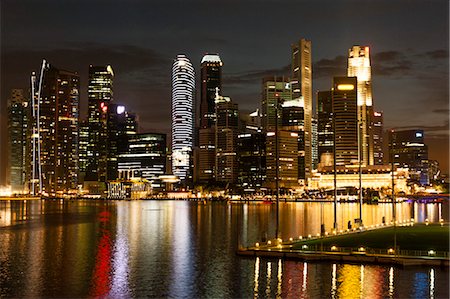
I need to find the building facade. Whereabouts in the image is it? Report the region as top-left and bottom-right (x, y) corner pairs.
(332, 77), (358, 166)
(118, 133), (167, 190)
(171, 55), (195, 181)
(348, 46), (374, 166)
(86, 65), (114, 184)
(390, 129), (429, 185)
(372, 111), (384, 165)
(215, 93), (239, 183)
(39, 64), (80, 195)
(291, 38), (313, 180)
(261, 76), (291, 131)
(197, 54), (222, 183)
(317, 90), (334, 168)
(8, 89), (29, 193)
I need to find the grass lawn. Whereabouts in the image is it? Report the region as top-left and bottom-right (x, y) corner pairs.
(291, 224), (449, 252)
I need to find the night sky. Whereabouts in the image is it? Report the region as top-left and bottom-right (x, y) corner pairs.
(0, 0), (448, 184)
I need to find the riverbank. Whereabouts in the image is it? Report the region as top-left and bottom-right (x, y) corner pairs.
(238, 224), (449, 267)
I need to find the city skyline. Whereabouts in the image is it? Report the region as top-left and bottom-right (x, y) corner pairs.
(1, 0), (448, 184)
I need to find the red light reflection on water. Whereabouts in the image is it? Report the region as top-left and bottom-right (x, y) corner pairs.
(90, 210), (112, 297)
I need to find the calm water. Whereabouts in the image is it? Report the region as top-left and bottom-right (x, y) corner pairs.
(0, 199), (448, 298)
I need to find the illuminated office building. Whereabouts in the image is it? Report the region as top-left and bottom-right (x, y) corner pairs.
(332, 77), (358, 166)
(372, 111), (384, 165)
(311, 117), (318, 169)
(265, 130), (299, 189)
(86, 65), (114, 184)
(237, 132), (266, 191)
(8, 89), (30, 193)
(261, 76), (292, 131)
(291, 38), (313, 180)
(197, 54), (222, 182)
(171, 55), (195, 181)
(317, 90), (333, 167)
(215, 92), (239, 183)
(281, 98), (305, 183)
(78, 120), (89, 182)
(39, 64), (80, 195)
(390, 129), (429, 185)
(107, 104), (136, 181)
(118, 133), (167, 189)
(348, 46), (374, 166)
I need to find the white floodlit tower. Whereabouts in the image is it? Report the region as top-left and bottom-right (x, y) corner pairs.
(171, 54), (195, 181)
(348, 46), (374, 166)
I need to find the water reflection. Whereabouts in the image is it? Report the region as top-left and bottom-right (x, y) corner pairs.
(110, 204), (130, 297)
(0, 200), (448, 298)
(90, 210), (113, 297)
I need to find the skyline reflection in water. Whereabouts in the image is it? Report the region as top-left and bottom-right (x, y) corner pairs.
(0, 200), (448, 298)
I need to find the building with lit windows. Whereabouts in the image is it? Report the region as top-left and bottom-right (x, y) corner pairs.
(171, 55), (195, 182)
(281, 97), (305, 183)
(118, 133), (167, 190)
(390, 129), (429, 185)
(309, 165), (409, 193)
(317, 90), (334, 168)
(86, 65), (114, 187)
(79, 120), (89, 183)
(215, 92), (239, 183)
(107, 104), (136, 181)
(237, 131), (266, 191)
(348, 46), (374, 166)
(197, 54), (222, 182)
(265, 130), (299, 189)
(372, 111), (384, 165)
(39, 64), (80, 195)
(8, 89), (30, 193)
(261, 76), (291, 131)
(332, 77), (358, 166)
(291, 38), (313, 180)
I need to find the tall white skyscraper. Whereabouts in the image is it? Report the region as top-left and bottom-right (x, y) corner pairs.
(348, 45), (374, 166)
(171, 55), (195, 180)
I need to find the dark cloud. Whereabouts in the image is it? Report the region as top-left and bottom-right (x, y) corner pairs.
(433, 108), (450, 114)
(224, 65), (290, 85)
(312, 55), (346, 79)
(424, 49), (448, 60)
(391, 120), (449, 133)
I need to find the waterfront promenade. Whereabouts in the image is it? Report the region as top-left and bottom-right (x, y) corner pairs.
(238, 223), (449, 267)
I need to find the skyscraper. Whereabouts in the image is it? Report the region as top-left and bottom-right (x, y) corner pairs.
(199, 54), (222, 128)
(197, 54), (222, 182)
(348, 46), (374, 166)
(372, 111), (384, 165)
(118, 133), (167, 189)
(332, 77), (358, 166)
(171, 55), (195, 181)
(291, 39), (313, 180)
(86, 65), (114, 185)
(107, 104), (135, 181)
(38, 64), (80, 195)
(261, 76), (291, 131)
(215, 92), (239, 183)
(390, 129), (429, 185)
(78, 120), (89, 182)
(317, 90), (334, 167)
(8, 89), (29, 193)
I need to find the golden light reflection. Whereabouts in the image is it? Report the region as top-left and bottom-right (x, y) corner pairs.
(277, 259), (282, 298)
(430, 268), (435, 299)
(253, 257), (260, 298)
(266, 262), (272, 297)
(337, 264), (361, 298)
(331, 264), (337, 298)
(389, 267), (394, 298)
(301, 262), (307, 298)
